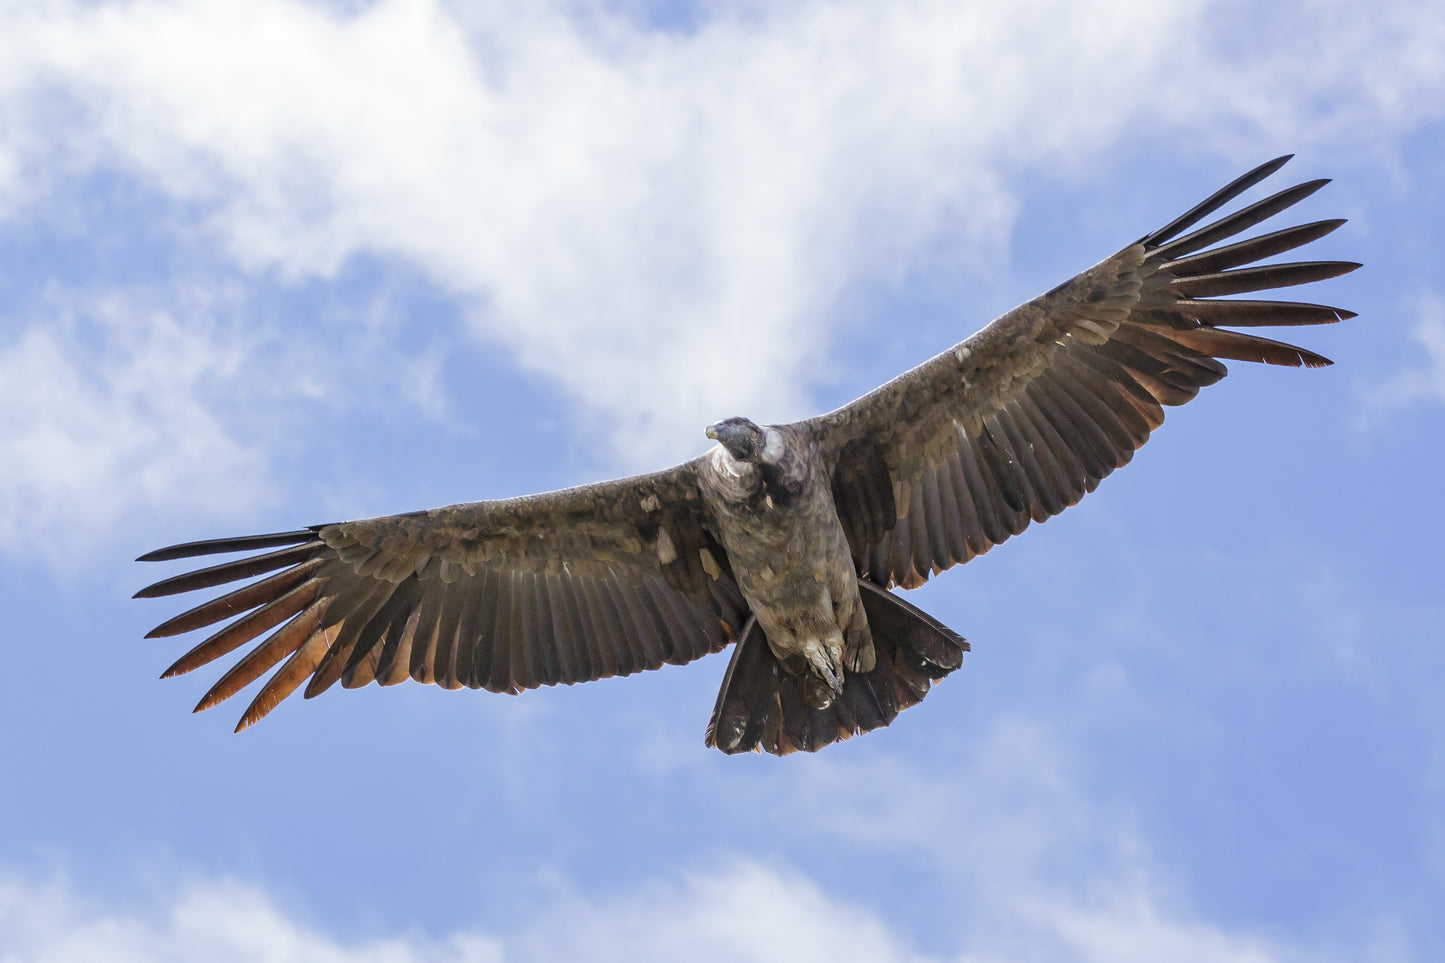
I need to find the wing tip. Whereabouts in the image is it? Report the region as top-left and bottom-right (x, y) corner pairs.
(1261, 153), (1294, 175)
(136, 530), (319, 563)
(132, 576), (197, 600)
(192, 678), (237, 715)
(161, 649), (204, 678)
(137, 544), (198, 563)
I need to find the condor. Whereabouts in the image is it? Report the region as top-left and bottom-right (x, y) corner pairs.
(137, 156), (1358, 754)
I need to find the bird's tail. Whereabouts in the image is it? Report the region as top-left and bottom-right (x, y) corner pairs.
(704, 580), (967, 754)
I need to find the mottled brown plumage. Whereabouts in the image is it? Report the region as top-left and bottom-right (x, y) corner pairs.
(137, 156), (1358, 754)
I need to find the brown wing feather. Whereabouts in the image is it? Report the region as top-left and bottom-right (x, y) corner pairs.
(136, 462), (748, 730)
(810, 156), (1359, 588)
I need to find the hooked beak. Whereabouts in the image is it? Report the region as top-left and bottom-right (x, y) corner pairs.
(705, 424), (720, 440)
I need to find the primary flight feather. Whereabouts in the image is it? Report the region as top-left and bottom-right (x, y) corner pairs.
(136, 156), (1359, 754)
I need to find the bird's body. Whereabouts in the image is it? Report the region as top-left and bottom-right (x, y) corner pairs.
(697, 423), (871, 708)
(136, 156), (1360, 754)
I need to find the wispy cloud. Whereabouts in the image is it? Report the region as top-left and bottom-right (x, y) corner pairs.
(1359, 292), (1445, 416)
(1, 0), (1439, 473)
(0, 873), (505, 963)
(0, 278), (449, 563)
(0, 288), (274, 563)
(0, 855), (1326, 963)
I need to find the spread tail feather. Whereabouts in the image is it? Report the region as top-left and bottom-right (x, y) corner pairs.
(704, 580), (967, 755)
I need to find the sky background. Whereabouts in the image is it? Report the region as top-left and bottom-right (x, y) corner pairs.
(1, 0), (1442, 960)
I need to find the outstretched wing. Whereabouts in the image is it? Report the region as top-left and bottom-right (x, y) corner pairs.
(136, 463), (748, 731)
(810, 156), (1359, 588)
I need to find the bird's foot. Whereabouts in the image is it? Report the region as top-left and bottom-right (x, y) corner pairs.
(801, 638), (845, 709)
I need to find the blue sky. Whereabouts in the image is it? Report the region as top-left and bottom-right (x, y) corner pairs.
(1, 0), (1443, 959)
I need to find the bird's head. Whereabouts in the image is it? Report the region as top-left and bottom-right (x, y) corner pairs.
(706, 417), (766, 462)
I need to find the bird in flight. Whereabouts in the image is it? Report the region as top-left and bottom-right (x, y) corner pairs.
(136, 156), (1358, 754)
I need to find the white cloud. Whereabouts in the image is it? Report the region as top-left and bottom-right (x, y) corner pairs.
(1004, 887), (1280, 963)
(0, 278), (449, 562)
(0, 290), (274, 563)
(0, 858), (1320, 963)
(509, 861), (934, 963)
(1, 0), (1439, 473)
(0, 873), (505, 963)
